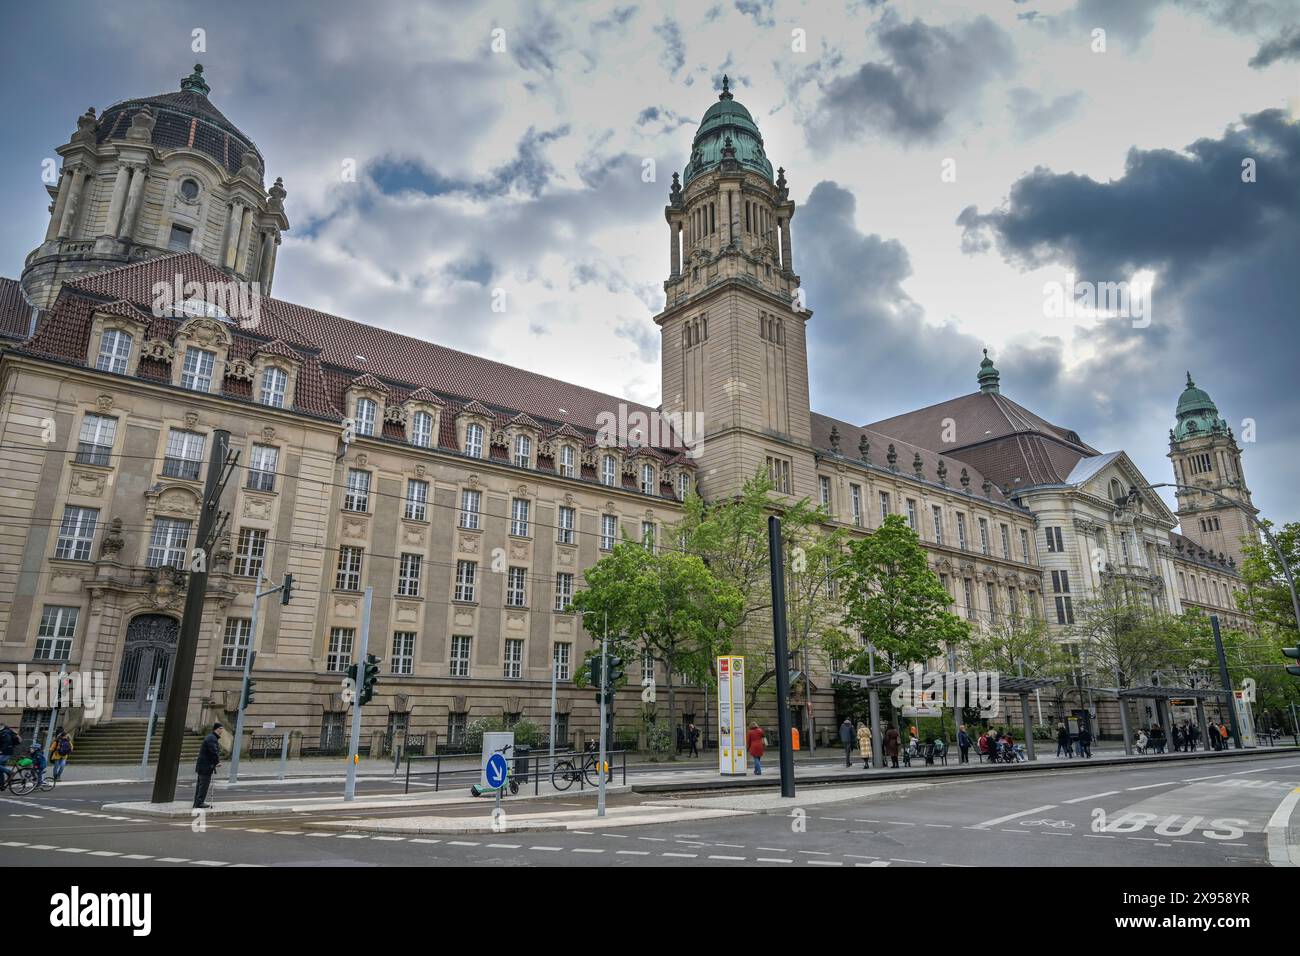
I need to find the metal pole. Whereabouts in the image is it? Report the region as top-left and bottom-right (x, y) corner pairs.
(1118, 675), (1132, 756)
(768, 516), (796, 798)
(344, 586), (373, 801)
(597, 615), (608, 817)
(278, 730), (289, 781)
(45, 662), (67, 755)
(229, 570), (264, 782)
(804, 643), (816, 755)
(548, 648), (558, 777)
(1020, 693), (1035, 761)
(140, 669), (162, 779)
(152, 430), (230, 804)
(1210, 615), (1242, 749)
(868, 643), (881, 768)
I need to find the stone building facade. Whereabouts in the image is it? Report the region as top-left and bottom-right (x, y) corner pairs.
(0, 69), (1262, 748)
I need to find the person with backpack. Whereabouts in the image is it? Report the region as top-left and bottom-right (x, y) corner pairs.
(49, 728), (73, 782)
(839, 717), (854, 767)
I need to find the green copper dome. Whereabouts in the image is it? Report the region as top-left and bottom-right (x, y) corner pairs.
(977, 348), (1000, 393)
(682, 76), (774, 186)
(1173, 371), (1228, 441)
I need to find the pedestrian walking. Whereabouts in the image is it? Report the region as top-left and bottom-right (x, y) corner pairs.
(687, 723), (700, 758)
(1189, 722), (1200, 751)
(49, 728), (73, 782)
(857, 721), (872, 769)
(746, 721), (765, 775)
(676, 725), (685, 755)
(884, 724), (901, 769)
(193, 722), (223, 809)
(1219, 722), (1229, 749)
(1055, 723), (1072, 758)
(957, 724), (971, 764)
(840, 717), (854, 767)
(0, 723), (19, 791)
(1078, 726), (1093, 758)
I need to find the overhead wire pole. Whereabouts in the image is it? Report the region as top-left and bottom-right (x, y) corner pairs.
(768, 516), (796, 798)
(151, 430), (236, 804)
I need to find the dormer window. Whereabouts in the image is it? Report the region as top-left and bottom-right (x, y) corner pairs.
(558, 445), (576, 478)
(259, 366), (287, 408)
(95, 329), (132, 374)
(640, 463), (656, 495)
(180, 347), (216, 392)
(601, 454), (617, 487)
(465, 422), (485, 459)
(678, 473), (691, 500)
(411, 410), (434, 448)
(354, 398), (377, 437)
(513, 434), (533, 469)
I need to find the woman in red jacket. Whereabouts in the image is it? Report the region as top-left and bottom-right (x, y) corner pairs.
(746, 722), (766, 775)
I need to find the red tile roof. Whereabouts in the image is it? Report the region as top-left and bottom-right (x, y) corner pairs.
(0, 277), (33, 341)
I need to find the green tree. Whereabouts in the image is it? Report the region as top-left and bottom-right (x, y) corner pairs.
(835, 514), (969, 671)
(1238, 520), (1300, 637)
(1069, 577), (1185, 688)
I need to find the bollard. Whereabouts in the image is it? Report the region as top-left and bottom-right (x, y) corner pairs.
(277, 731), (289, 781)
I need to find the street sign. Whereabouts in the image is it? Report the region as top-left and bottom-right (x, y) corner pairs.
(717, 655), (747, 775)
(481, 731), (514, 787)
(261, 722), (276, 730)
(484, 752), (508, 789)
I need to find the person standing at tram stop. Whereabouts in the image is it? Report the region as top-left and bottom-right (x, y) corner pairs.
(857, 720), (872, 769)
(840, 717), (854, 767)
(957, 724), (972, 764)
(747, 722), (766, 775)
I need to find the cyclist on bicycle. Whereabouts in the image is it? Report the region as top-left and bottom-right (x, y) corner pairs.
(0, 724), (18, 791)
(26, 743), (47, 787)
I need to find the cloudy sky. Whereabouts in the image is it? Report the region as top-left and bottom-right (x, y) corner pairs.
(2, 0), (1297, 522)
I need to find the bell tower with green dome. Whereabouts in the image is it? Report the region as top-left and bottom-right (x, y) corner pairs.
(655, 76), (814, 501)
(1167, 371), (1257, 569)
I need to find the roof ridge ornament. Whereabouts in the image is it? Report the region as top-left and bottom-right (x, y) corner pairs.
(720, 74), (732, 100)
(181, 63), (210, 97)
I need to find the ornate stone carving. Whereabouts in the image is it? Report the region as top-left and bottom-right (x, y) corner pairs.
(149, 565), (183, 610)
(184, 411), (199, 430)
(224, 356), (255, 382)
(356, 453), (368, 467)
(509, 540), (529, 561)
(142, 338), (176, 363)
(453, 611), (474, 628)
(334, 596), (359, 618)
(242, 496), (272, 520)
(261, 426), (275, 442)
(342, 516), (368, 539)
(458, 533), (480, 555)
(96, 394), (114, 413)
(70, 471), (106, 496)
(100, 517), (125, 557)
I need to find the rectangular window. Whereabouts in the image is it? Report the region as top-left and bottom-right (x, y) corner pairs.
(978, 518), (990, 555)
(76, 413), (118, 466)
(454, 560), (477, 602)
(180, 347), (216, 392)
(260, 366), (287, 408)
(765, 457), (791, 494)
(555, 572), (574, 611)
(35, 606), (78, 661)
(1020, 528), (1030, 563)
(600, 514), (617, 550)
(335, 546), (363, 591)
(1055, 596), (1075, 625)
(642, 521), (656, 552)
(391, 631), (415, 675)
(601, 455), (617, 487)
(410, 410), (434, 448)
(986, 583), (998, 621)
(219, 618), (252, 668)
(246, 443), (278, 492)
(557, 506), (575, 545)
(1045, 526), (1065, 553)
(956, 513), (967, 550)
(906, 499), (918, 531)
(850, 485), (862, 527)
(514, 434), (532, 468)
(553, 642), (572, 681)
(397, 553), (422, 597)
(641, 463), (657, 495)
(678, 473), (690, 500)
(506, 566), (527, 607)
(559, 445), (576, 478)
(146, 517), (191, 569)
(1051, 570), (1071, 593)
(55, 505), (98, 561)
(879, 491), (890, 522)
(162, 429), (205, 481)
(327, 627), (355, 672)
(447, 712), (468, 747)
(1000, 524), (1011, 560)
(465, 422), (484, 459)
(963, 579), (975, 621)
(168, 223), (193, 252)
(233, 528), (267, 578)
(96, 330), (132, 375)
(405, 479), (429, 521)
(354, 398), (377, 437)
(450, 635), (472, 678)
(504, 639), (524, 679)
(931, 505), (944, 545)
(459, 488), (481, 529)
(819, 475), (832, 509)
(510, 498), (530, 537)
(344, 469), (371, 512)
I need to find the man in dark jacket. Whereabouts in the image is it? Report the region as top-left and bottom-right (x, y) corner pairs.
(193, 723), (223, 808)
(839, 717), (854, 766)
(0, 724), (19, 791)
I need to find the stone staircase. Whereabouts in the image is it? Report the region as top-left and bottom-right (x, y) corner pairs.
(69, 720), (205, 765)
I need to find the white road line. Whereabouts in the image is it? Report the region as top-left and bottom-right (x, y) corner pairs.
(972, 805), (1056, 829)
(714, 842), (745, 848)
(617, 850), (650, 856)
(1266, 787), (1300, 867)
(275, 831), (304, 836)
(798, 849), (831, 855)
(121, 853), (152, 859)
(411, 838), (442, 844)
(0, 841), (29, 847)
(808, 860), (843, 866)
(308, 833), (335, 838)
(637, 836), (667, 842)
(1127, 837), (1159, 842)
(157, 857), (189, 862)
(1039, 832), (1072, 837)
(821, 817), (846, 821)
(448, 841), (480, 847)
(1183, 774), (1227, 782)
(884, 821), (917, 826)
(530, 846), (563, 852)
(56, 847), (89, 854)
(572, 848), (604, 854)
(337, 834), (366, 840)
(88, 851), (121, 857)
(372, 836), (405, 842)
(923, 824), (952, 828)
(1084, 834), (1115, 839)
(1174, 839), (1206, 845)
(709, 855), (746, 861)
(193, 860), (227, 866)
(757, 857), (792, 863)
(891, 858), (926, 864)
(662, 852), (697, 858)
(757, 846), (786, 851)
(487, 843), (521, 849)
(845, 854), (879, 860)
(1127, 781), (1179, 791)
(600, 833), (628, 839)
(860, 861), (892, 867)
(1063, 791), (1119, 804)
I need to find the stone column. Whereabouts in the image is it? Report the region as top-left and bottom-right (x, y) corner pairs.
(262, 236), (279, 296)
(234, 203), (254, 273)
(224, 201), (246, 269)
(254, 229), (274, 283)
(57, 167), (90, 239)
(45, 167), (74, 241)
(779, 213), (794, 273)
(103, 163), (131, 237)
(669, 220), (680, 276)
(116, 164), (147, 241)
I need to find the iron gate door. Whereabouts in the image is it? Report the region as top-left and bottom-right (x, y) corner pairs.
(114, 614), (179, 717)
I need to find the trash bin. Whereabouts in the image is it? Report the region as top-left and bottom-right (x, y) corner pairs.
(514, 744), (531, 785)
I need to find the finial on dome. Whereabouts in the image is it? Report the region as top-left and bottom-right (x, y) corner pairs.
(1186, 370), (1194, 387)
(720, 74), (732, 100)
(181, 63), (210, 96)
(978, 348), (1000, 394)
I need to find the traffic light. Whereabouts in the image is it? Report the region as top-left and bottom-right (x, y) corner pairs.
(360, 653), (380, 705)
(280, 572), (294, 605)
(588, 656), (603, 690)
(1284, 644), (1300, 678)
(606, 655), (625, 686)
(241, 675), (257, 710)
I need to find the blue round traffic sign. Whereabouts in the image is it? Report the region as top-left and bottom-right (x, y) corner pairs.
(485, 752), (508, 788)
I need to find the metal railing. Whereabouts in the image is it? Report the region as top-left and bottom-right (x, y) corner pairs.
(403, 747), (628, 795)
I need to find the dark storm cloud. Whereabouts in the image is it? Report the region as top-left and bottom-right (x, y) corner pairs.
(796, 181), (988, 423)
(1249, 26), (1300, 66)
(806, 16), (1016, 146)
(954, 109), (1300, 519)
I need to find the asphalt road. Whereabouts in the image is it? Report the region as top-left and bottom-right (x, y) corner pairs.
(2, 752), (1296, 868)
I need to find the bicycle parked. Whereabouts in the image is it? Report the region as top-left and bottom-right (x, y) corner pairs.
(550, 746), (610, 791)
(4, 750), (55, 795)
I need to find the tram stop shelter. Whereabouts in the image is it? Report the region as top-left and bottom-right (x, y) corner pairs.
(1110, 684), (1236, 754)
(832, 671), (1061, 767)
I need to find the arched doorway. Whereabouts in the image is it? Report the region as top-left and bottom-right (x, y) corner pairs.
(114, 614), (179, 717)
